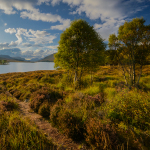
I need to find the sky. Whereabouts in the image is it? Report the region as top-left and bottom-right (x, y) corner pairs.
(0, 0), (150, 60)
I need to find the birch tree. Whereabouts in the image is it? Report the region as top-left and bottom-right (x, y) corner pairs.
(54, 19), (105, 88)
(108, 17), (150, 88)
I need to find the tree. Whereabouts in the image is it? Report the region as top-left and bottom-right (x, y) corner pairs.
(104, 50), (118, 65)
(54, 19), (105, 88)
(108, 17), (150, 88)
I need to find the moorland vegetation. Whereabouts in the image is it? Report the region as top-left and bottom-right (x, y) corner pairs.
(0, 18), (150, 150)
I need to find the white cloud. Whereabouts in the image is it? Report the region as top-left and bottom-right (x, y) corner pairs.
(50, 19), (71, 30)
(22, 43), (33, 47)
(50, 0), (61, 6)
(60, 0), (149, 40)
(0, 0), (38, 14)
(21, 50), (34, 57)
(0, 42), (9, 49)
(47, 45), (58, 49)
(26, 29), (57, 44)
(5, 28), (16, 34)
(4, 23), (7, 26)
(5, 28), (57, 46)
(62, 0), (81, 6)
(22, 43), (43, 47)
(0, 48), (22, 57)
(9, 41), (18, 47)
(20, 9), (71, 31)
(37, 0), (51, 5)
(94, 18), (125, 40)
(21, 49), (57, 60)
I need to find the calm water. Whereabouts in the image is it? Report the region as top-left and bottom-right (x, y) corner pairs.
(0, 62), (55, 74)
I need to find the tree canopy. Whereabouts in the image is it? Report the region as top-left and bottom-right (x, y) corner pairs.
(54, 19), (105, 87)
(108, 17), (150, 88)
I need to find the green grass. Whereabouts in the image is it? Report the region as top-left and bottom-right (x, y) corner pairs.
(0, 112), (56, 150)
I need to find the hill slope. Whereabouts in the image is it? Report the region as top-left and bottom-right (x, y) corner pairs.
(38, 53), (55, 62)
(0, 55), (26, 62)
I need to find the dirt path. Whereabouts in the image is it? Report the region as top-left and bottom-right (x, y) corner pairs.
(5, 91), (87, 150)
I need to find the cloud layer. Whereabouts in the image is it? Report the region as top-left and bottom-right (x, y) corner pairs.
(5, 28), (57, 46)
(0, 48), (57, 60)
(0, 0), (149, 51)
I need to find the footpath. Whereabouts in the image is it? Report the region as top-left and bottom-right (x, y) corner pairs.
(5, 91), (88, 150)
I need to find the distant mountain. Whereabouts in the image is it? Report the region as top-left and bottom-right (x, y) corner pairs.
(0, 55), (26, 62)
(38, 53), (56, 62)
(30, 57), (41, 62)
(12, 57), (26, 61)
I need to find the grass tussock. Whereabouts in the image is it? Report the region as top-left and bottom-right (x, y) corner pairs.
(0, 112), (56, 150)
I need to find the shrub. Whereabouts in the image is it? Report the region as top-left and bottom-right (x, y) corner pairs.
(13, 90), (22, 99)
(57, 109), (86, 141)
(29, 87), (63, 113)
(0, 101), (18, 112)
(29, 94), (46, 112)
(85, 118), (118, 150)
(40, 75), (54, 84)
(105, 90), (150, 130)
(38, 102), (50, 118)
(50, 99), (64, 126)
(82, 86), (100, 96)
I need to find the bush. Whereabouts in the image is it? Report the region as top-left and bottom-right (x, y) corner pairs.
(13, 90), (22, 99)
(50, 99), (64, 126)
(38, 102), (50, 118)
(0, 101), (18, 112)
(85, 118), (118, 150)
(57, 110), (86, 141)
(29, 87), (63, 113)
(105, 90), (150, 130)
(40, 75), (54, 84)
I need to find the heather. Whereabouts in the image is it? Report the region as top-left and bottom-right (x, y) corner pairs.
(0, 65), (149, 149)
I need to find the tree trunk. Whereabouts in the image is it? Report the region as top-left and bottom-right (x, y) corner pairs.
(136, 65), (142, 86)
(121, 65), (129, 87)
(74, 70), (77, 82)
(132, 46), (136, 85)
(90, 71), (93, 85)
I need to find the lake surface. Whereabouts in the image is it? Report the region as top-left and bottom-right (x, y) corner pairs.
(0, 62), (55, 74)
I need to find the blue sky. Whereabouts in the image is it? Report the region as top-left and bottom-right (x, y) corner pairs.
(0, 0), (150, 60)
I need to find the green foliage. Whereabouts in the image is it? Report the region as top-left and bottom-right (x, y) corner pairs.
(81, 85), (100, 96)
(108, 17), (150, 87)
(105, 90), (150, 130)
(54, 19), (105, 87)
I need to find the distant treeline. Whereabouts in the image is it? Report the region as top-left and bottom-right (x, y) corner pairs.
(0, 60), (8, 65)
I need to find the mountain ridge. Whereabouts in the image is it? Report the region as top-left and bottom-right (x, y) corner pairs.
(38, 53), (55, 62)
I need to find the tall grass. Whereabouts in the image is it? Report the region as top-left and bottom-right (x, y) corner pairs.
(0, 112), (56, 150)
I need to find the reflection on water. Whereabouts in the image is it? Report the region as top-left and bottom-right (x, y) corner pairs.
(0, 62), (55, 74)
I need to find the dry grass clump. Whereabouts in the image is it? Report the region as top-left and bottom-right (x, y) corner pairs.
(85, 118), (118, 150)
(0, 112), (56, 150)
